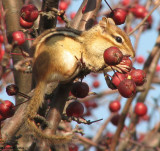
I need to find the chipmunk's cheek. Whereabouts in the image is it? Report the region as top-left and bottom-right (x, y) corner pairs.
(128, 49), (135, 58)
(120, 49), (134, 58)
(131, 51), (135, 58)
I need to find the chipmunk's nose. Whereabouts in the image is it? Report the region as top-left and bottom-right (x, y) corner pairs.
(127, 45), (135, 58)
(130, 48), (135, 58)
(122, 48), (135, 58)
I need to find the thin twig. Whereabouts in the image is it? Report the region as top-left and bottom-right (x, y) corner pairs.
(92, 113), (116, 143)
(129, 1), (160, 35)
(78, 135), (106, 150)
(62, 114), (103, 125)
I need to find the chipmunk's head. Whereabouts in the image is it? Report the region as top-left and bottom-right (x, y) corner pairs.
(99, 17), (135, 58)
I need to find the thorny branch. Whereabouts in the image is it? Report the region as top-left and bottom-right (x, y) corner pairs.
(62, 114), (103, 125)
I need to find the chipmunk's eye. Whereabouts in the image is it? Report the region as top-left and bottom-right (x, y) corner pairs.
(115, 36), (122, 43)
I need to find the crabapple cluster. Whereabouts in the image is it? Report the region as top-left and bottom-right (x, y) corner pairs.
(20, 4), (39, 29)
(105, 0), (152, 27)
(103, 47), (146, 98)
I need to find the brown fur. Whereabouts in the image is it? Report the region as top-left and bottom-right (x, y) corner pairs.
(25, 17), (135, 144)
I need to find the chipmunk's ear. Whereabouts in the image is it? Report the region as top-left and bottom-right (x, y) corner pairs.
(99, 17), (115, 28)
(106, 18), (116, 25)
(99, 17), (107, 28)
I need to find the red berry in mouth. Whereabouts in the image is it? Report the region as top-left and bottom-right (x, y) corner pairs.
(111, 72), (126, 88)
(121, 56), (132, 70)
(129, 69), (146, 86)
(103, 47), (123, 65)
(20, 4), (39, 22)
(109, 100), (121, 112)
(6, 84), (19, 96)
(134, 102), (147, 116)
(12, 31), (26, 45)
(109, 8), (128, 25)
(20, 17), (34, 29)
(71, 82), (89, 98)
(118, 79), (136, 98)
(0, 100), (15, 118)
(66, 101), (84, 117)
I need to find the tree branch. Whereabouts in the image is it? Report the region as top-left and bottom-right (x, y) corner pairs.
(38, 0), (59, 33)
(110, 97), (134, 151)
(2, 0), (32, 106)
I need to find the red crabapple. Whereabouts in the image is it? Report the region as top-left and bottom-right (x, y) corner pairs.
(111, 114), (120, 126)
(129, 69), (146, 86)
(0, 100), (15, 118)
(109, 8), (128, 25)
(20, 17), (34, 29)
(121, 0), (130, 6)
(111, 72), (126, 88)
(134, 102), (147, 116)
(136, 56), (145, 64)
(130, 5), (147, 18)
(12, 31), (26, 45)
(118, 79), (136, 98)
(66, 101), (84, 117)
(20, 4), (39, 22)
(92, 80), (100, 88)
(6, 84), (19, 96)
(103, 47), (123, 65)
(109, 100), (121, 112)
(59, 1), (68, 10)
(71, 82), (89, 98)
(70, 12), (76, 19)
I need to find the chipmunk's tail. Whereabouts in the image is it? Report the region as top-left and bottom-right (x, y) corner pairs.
(25, 81), (73, 144)
(25, 80), (46, 118)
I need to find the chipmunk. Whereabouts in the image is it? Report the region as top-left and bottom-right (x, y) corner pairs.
(24, 17), (135, 144)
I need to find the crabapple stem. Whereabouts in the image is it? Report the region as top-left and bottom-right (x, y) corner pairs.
(18, 92), (30, 99)
(89, 118), (103, 124)
(111, 66), (122, 81)
(104, 0), (113, 11)
(14, 99), (29, 108)
(104, 72), (112, 78)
